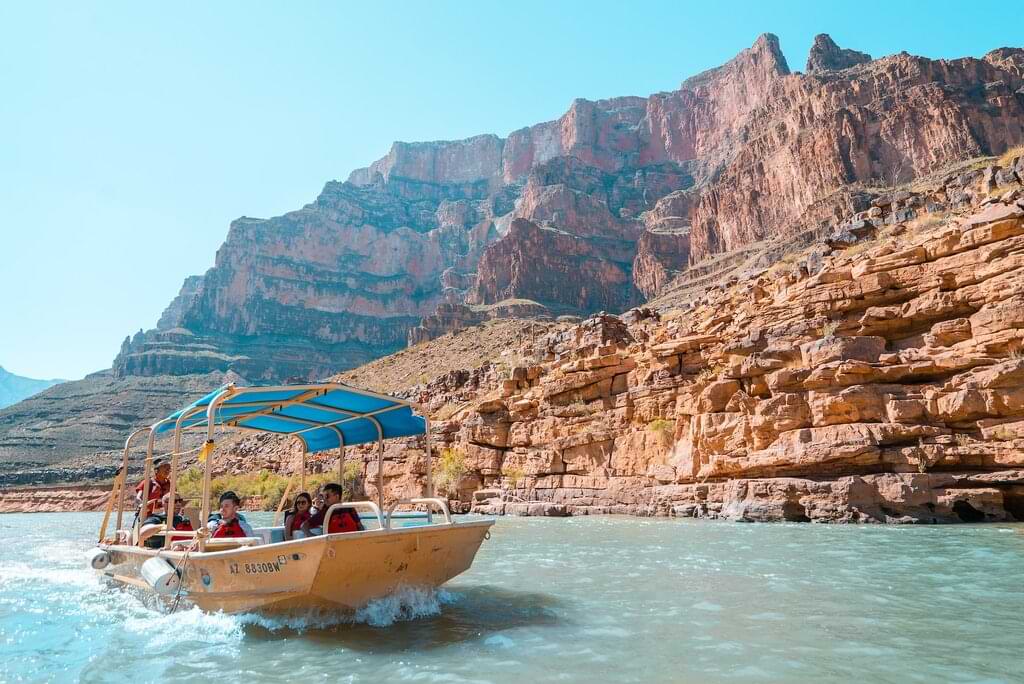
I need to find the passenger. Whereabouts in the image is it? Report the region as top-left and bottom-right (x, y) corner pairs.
(312, 492), (325, 515)
(207, 491), (256, 539)
(283, 492), (313, 541)
(135, 458), (171, 517)
(302, 483), (364, 536)
(141, 493), (196, 549)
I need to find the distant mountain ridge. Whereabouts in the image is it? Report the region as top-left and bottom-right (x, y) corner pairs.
(0, 366), (64, 409)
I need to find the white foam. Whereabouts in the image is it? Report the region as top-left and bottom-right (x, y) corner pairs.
(125, 605), (244, 646)
(354, 586), (457, 627)
(232, 586), (460, 631)
(0, 561), (101, 591)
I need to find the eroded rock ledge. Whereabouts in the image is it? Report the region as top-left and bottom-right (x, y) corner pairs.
(323, 155), (1024, 523)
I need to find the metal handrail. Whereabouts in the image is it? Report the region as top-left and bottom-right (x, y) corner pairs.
(385, 498), (453, 528)
(323, 500), (384, 532)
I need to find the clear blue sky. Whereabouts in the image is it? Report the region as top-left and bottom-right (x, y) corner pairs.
(1, 1), (1020, 380)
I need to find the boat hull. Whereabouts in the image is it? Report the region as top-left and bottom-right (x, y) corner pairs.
(99, 520), (493, 614)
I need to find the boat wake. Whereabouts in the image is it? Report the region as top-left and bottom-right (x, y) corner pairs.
(236, 586), (460, 631)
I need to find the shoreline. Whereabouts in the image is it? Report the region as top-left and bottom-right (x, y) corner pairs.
(3, 480), (1022, 524)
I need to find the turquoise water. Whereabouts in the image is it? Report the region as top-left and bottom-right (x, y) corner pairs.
(1, 513), (1022, 683)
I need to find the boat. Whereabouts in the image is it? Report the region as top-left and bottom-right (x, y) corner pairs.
(87, 382), (494, 614)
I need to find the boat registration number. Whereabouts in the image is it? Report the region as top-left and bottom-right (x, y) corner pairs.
(240, 562), (281, 575)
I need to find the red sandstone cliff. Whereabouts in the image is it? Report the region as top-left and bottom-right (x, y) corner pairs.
(4, 34), (1024, 480)
(232, 155), (1024, 523)
(111, 34), (1024, 381)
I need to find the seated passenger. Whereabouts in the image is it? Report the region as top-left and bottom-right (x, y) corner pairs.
(302, 483), (364, 536)
(284, 492), (313, 541)
(135, 459), (171, 518)
(207, 491), (256, 539)
(141, 493), (196, 549)
(311, 492), (325, 515)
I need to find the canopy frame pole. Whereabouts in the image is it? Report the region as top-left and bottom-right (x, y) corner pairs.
(424, 417), (434, 524)
(273, 471), (297, 527)
(369, 416), (385, 520)
(109, 427), (149, 541)
(198, 387), (235, 552)
(424, 417), (433, 499)
(272, 434), (309, 526)
(134, 429), (158, 545)
(329, 426), (345, 499)
(164, 405), (206, 548)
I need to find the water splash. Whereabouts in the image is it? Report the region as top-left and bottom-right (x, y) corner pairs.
(354, 586), (457, 627)
(232, 586), (459, 631)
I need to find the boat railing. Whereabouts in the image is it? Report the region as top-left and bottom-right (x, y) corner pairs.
(385, 497), (452, 528)
(324, 500), (385, 531)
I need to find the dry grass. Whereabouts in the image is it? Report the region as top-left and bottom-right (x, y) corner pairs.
(998, 145), (1024, 167)
(333, 319), (563, 394)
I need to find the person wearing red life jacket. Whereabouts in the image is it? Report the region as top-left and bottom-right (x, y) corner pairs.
(284, 492), (313, 540)
(207, 491), (255, 539)
(135, 459), (171, 517)
(302, 483), (364, 536)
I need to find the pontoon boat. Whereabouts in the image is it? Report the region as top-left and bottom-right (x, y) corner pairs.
(87, 383), (494, 614)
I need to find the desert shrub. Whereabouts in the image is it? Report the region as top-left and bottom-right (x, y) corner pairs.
(648, 417), (674, 447)
(172, 453), (371, 513)
(433, 447), (467, 496)
(998, 145), (1024, 167)
(502, 463), (525, 490)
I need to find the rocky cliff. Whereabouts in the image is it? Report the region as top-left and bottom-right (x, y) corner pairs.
(3, 34), (1024, 495)
(222, 154), (1024, 523)
(112, 35), (1024, 379)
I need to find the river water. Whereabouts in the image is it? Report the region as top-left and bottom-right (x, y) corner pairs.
(0, 513), (1021, 683)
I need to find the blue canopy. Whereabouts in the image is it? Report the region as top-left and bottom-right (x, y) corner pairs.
(155, 383), (426, 453)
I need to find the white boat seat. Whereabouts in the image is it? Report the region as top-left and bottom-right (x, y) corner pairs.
(253, 527), (285, 545)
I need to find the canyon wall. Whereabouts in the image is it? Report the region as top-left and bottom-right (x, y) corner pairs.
(3, 33), (1023, 485)
(112, 35), (1024, 381)
(275, 155), (1024, 523)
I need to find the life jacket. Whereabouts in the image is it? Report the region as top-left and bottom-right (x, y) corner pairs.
(142, 515), (193, 548)
(212, 517), (246, 538)
(287, 510), (310, 532)
(327, 508), (363, 534)
(169, 518), (194, 541)
(135, 478), (165, 516)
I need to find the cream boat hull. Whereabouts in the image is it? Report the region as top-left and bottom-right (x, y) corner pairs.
(98, 520), (494, 614)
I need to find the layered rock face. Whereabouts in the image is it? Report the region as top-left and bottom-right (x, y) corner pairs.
(298, 159), (1024, 523)
(805, 33), (872, 73)
(113, 35), (1024, 374)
